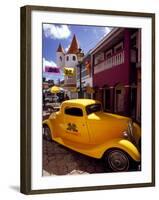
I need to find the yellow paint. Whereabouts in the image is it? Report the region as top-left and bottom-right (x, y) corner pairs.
(64, 67), (75, 76)
(43, 99), (141, 161)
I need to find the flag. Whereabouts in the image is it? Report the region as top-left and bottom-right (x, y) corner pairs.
(45, 66), (60, 73)
(64, 67), (75, 76)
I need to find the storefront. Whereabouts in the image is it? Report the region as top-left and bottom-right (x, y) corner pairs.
(91, 28), (141, 122)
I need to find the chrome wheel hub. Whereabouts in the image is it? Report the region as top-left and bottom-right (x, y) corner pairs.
(108, 150), (129, 171)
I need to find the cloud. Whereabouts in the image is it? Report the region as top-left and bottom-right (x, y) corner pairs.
(64, 44), (70, 52)
(43, 73), (64, 82)
(93, 27), (112, 38)
(43, 58), (57, 72)
(43, 24), (71, 39)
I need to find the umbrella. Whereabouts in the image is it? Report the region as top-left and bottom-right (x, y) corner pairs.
(50, 86), (64, 94)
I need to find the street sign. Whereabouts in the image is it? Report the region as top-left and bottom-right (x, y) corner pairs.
(64, 67), (75, 76)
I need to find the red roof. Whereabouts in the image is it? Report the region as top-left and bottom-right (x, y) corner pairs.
(67, 34), (79, 54)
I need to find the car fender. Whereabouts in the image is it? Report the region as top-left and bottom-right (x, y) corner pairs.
(60, 138), (141, 161)
(43, 119), (56, 138)
(99, 138), (140, 161)
(133, 122), (141, 145)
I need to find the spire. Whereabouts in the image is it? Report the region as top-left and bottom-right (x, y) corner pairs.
(67, 34), (79, 54)
(56, 43), (64, 53)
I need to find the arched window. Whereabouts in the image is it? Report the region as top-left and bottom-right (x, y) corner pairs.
(66, 56), (69, 61)
(59, 56), (62, 61)
(72, 55), (76, 61)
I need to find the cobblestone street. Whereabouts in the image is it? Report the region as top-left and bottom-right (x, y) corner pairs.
(42, 138), (106, 176)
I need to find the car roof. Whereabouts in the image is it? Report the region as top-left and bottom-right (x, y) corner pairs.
(62, 99), (101, 107)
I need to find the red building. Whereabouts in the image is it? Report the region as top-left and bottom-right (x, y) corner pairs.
(91, 28), (141, 122)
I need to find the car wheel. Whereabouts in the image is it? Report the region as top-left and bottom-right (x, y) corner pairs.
(43, 125), (52, 141)
(104, 149), (130, 172)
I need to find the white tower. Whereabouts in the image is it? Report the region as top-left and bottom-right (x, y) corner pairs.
(56, 43), (65, 69)
(56, 34), (79, 99)
(65, 34), (79, 68)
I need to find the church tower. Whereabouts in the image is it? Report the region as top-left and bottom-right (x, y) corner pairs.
(65, 34), (79, 68)
(56, 34), (80, 98)
(56, 43), (65, 69)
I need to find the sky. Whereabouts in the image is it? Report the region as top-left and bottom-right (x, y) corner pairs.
(42, 23), (113, 82)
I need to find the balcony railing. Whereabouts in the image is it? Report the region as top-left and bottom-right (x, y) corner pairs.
(94, 50), (124, 74)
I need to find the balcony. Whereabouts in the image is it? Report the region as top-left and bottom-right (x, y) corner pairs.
(94, 51), (124, 74)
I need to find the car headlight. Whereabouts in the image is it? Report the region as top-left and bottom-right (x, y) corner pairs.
(123, 131), (129, 139)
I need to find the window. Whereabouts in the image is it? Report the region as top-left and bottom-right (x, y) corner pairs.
(59, 56), (62, 61)
(94, 52), (104, 65)
(72, 55), (76, 61)
(105, 49), (112, 59)
(106, 52), (112, 58)
(114, 42), (123, 53)
(66, 56), (69, 61)
(65, 107), (83, 116)
(115, 46), (122, 52)
(86, 103), (102, 115)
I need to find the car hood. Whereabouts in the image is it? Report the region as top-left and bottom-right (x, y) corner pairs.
(86, 112), (131, 144)
(87, 111), (130, 122)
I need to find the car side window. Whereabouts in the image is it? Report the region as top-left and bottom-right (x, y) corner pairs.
(65, 107), (83, 117)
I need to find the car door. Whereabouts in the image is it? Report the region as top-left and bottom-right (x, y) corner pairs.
(62, 106), (90, 144)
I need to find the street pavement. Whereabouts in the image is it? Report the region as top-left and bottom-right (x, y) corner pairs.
(43, 138), (106, 176)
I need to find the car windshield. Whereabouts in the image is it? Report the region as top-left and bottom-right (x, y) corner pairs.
(86, 103), (102, 115)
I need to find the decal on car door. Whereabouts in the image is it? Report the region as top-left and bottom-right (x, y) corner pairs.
(67, 123), (78, 133)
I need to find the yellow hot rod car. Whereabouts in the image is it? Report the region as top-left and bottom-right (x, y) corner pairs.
(43, 99), (141, 172)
